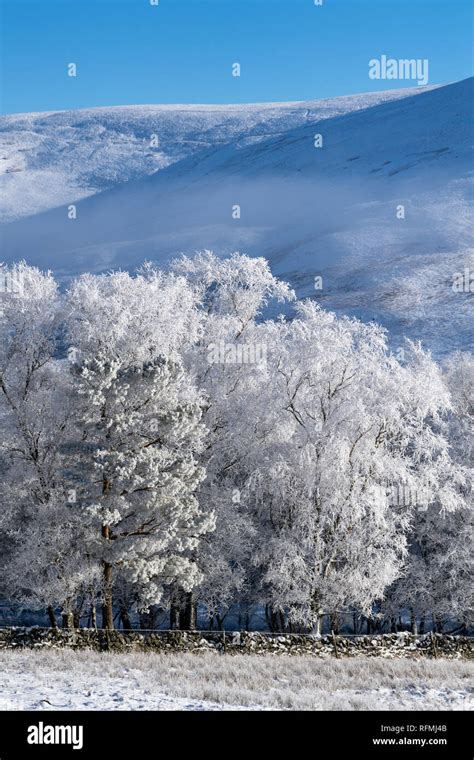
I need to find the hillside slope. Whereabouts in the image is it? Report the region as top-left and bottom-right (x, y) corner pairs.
(0, 86), (433, 222)
(1, 79), (472, 355)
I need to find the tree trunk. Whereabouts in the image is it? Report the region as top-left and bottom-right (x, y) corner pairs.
(312, 614), (323, 635)
(311, 594), (324, 635)
(419, 616), (425, 635)
(120, 606), (133, 630)
(101, 470), (114, 630)
(62, 611), (74, 628)
(278, 611), (286, 632)
(170, 599), (180, 630)
(47, 606), (58, 629)
(410, 609), (418, 635)
(264, 604), (282, 632)
(139, 606), (158, 630)
(73, 610), (81, 628)
(101, 524), (114, 630)
(180, 592), (197, 630)
(90, 603), (97, 629)
(264, 604), (271, 631)
(101, 563), (114, 630)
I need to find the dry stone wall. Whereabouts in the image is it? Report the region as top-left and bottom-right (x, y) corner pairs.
(0, 628), (471, 658)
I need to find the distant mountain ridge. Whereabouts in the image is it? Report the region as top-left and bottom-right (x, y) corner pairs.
(1, 79), (472, 356)
(0, 85), (439, 222)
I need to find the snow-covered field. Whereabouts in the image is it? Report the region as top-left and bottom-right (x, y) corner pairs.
(0, 651), (472, 711)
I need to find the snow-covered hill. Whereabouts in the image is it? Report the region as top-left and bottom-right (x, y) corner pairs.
(1, 79), (472, 355)
(0, 86), (436, 221)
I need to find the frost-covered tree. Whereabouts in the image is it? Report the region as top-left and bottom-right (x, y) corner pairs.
(445, 352), (474, 464)
(243, 304), (461, 633)
(66, 269), (214, 629)
(172, 252), (293, 626)
(383, 352), (473, 632)
(0, 255), (470, 632)
(0, 263), (95, 626)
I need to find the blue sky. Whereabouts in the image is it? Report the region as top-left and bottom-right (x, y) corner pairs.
(1, 0), (472, 114)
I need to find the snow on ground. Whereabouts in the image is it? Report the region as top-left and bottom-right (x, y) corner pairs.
(0, 651), (472, 711)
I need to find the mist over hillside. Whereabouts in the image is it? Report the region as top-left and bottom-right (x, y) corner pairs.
(1, 78), (472, 355)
